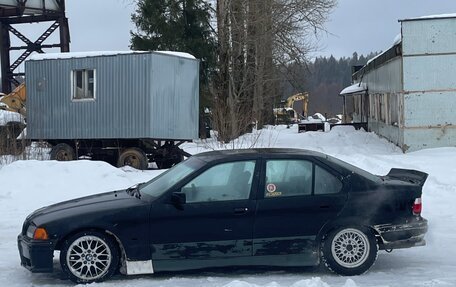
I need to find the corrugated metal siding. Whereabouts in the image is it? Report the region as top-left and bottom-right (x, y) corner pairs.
(149, 54), (199, 139)
(402, 18), (456, 56)
(368, 119), (403, 147)
(363, 58), (403, 94)
(26, 52), (199, 140)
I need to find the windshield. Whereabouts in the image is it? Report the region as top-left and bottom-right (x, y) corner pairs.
(140, 157), (205, 197)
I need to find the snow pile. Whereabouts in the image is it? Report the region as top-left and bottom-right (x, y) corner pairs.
(1, 125), (456, 286)
(0, 109), (24, 125)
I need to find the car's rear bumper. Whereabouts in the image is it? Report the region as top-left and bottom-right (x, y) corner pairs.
(17, 234), (54, 273)
(374, 218), (428, 250)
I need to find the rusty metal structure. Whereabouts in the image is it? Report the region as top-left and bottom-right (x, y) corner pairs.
(0, 0), (69, 93)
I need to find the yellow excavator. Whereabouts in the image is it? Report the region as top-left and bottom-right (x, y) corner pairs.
(0, 83), (27, 116)
(274, 92), (309, 125)
(0, 83), (27, 155)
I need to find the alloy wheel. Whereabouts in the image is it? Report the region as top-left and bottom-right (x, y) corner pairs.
(66, 235), (112, 280)
(331, 228), (370, 268)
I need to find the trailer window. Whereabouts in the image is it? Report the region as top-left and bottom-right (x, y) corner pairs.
(72, 69), (95, 100)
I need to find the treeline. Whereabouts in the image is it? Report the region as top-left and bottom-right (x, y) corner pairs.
(280, 52), (378, 117)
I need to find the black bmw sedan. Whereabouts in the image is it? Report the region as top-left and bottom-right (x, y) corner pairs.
(18, 148), (428, 283)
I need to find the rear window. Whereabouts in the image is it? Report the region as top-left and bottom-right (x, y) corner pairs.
(325, 155), (381, 183)
(314, 165), (342, 194)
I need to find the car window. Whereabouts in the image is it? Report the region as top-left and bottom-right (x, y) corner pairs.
(182, 161), (256, 203)
(326, 155), (381, 183)
(264, 160), (312, 198)
(140, 157), (205, 197)
(314, 165), (342, 195)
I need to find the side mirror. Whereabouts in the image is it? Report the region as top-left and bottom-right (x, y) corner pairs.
(171, 192), (186, 209)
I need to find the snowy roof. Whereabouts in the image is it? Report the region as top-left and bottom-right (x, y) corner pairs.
(28, 50), (196, 61)
(365, 33), (402, 66)
(392, 33), (402, 46)
(400, 13), (456, 22)
(154, 51), (196, 59)
(340, 82), (367, 96)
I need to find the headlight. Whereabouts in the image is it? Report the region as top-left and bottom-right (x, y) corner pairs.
(26, 225), (36, 238)
(26, 225), (49, 240)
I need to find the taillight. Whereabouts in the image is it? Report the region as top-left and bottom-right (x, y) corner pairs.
(413, 198), (422, 215)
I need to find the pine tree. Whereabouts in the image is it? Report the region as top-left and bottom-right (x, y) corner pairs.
(130, 0), (216, 83)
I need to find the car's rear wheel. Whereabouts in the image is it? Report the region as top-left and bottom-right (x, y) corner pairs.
(60, 231), (119, 283)
(321, 226), (378, 276)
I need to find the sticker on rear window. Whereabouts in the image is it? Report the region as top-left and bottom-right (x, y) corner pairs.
(265, 183), (281, 197)
(266, 183), (277, 192)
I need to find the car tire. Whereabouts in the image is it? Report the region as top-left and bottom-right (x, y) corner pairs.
(117, 148), (148, 170)
(321, 226), (378, 276)
(50, 143), (76, 161)
(60, 231), (119, 284)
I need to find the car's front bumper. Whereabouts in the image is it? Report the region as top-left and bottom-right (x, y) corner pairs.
(17, 234), (54, 273)
(374, 218), (428, 250)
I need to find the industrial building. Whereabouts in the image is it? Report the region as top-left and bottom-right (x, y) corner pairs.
(340, 14), (456, 152)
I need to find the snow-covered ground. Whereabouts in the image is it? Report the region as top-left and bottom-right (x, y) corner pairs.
(1, 125), (455, 287)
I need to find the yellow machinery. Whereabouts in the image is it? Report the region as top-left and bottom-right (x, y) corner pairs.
(0, 83), (27, 117)
(285, 92), (309, 119)
(0, 83), (27, 155)
(274, 92), (309, 124)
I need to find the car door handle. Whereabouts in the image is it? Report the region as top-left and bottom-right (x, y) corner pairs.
(319, 205), (330, 209)
(234, 207), (249, 215)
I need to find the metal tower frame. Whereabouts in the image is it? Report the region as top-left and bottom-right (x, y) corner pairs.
(0, 0), (70, 93)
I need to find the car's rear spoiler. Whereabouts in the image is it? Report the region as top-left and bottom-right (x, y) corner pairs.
(386, 168), (428, 187)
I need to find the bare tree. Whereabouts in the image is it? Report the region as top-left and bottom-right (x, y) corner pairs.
(213, 0), (336, 143)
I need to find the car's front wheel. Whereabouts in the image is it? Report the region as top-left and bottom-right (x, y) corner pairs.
(60, 231), (119, 283)
(321, 226), (378, 276)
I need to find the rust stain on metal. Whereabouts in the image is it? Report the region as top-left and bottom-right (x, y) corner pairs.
(404, 124), (454, 130)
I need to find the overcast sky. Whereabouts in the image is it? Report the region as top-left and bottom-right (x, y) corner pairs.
(316, 0), (456, 58)
(7, 0), (456, 67)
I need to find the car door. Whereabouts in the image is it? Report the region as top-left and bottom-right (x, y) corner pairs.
(149, 159), (259, 262)
(253, 157), (347, 258)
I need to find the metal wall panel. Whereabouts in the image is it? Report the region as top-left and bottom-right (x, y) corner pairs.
(404, 91), (456, 127)
(403, 127), (456, 152)
(402, 18), (456, 56)
(26, 52), (199, 140)
(149, 54), (199, 140)
(363, 58), (402, 94)
(403, 54), (456, 91)
(368, 119), (403, 147)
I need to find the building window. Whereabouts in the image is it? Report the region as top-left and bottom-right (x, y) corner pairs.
(72, 69), (95, 100)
